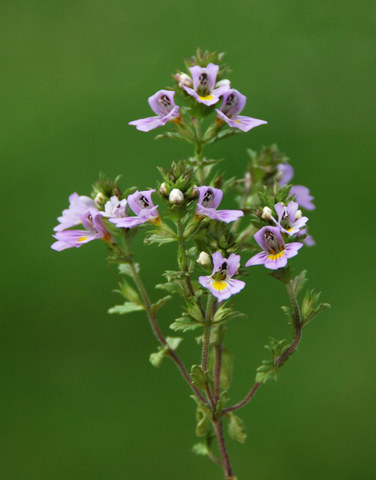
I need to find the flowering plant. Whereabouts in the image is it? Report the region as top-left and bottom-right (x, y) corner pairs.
(51, 49), (329, 480)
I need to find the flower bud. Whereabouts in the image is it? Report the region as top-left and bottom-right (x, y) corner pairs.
(159, 182), (168, 197)
(175, 72), (192, 88)
(197, 251), (211, 267)
(215, 79), (231, 88)
(169, 188), (184, 204)
(295, 209), (302, 220)
(244, 171), (252, 191)
(261, 206), (273, 220)
(94, 192), (106, 208)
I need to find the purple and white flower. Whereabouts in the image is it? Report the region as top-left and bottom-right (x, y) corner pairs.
(199, 252), (245, 301)
(272, 201), (308, 235)
(129, 90), (180, 132)
(183, 63), (230, 106)
(195, 186), (244, 223)
(53, 193), (96, 232)
(101, 196), (128, 219)
(245, 226), (303, 270)
(215, 89), (267, 132)
(52, 208), (111, 251)
(277, 163), (315, 210)
(110, 190), (160, 228)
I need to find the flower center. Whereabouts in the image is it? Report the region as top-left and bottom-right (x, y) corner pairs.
(202, 189), (214, 208)
(197, 72), (210, 97)
(138, 195), (150, 209)
(264, 229), (283, 254)
(158, 94), (173, 115)
(221, 93), (238, 117)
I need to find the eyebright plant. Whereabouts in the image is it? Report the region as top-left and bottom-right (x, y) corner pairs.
(51, 48), (329, 480)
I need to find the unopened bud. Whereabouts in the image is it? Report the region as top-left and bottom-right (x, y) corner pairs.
(175, 72), (192, 88)
(169, 188), (184, 204)
(295, 209), (302, 220)
(262, 206), (273, 220)
(197, 251), (211, 267)
(94, 192), (106, 207)
(159, 182), (168, 197)
(215, 79), (231, 88)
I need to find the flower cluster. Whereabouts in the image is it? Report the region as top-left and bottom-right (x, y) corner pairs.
(129, 62), (267, 134)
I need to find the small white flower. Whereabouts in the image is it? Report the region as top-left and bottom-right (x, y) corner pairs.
(94, 192), (106, 207)
(159, 182), (168, 197)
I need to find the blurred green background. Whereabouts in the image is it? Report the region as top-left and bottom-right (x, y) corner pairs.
(1, 1), (375, 479)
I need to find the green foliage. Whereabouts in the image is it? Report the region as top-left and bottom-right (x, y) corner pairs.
(291, 270), (308, 297)
(169, 316), (202, 333)
(192, 442), (209, 456)
(144, 223), (177, 246)
(220, 348), (234, 391)
(302, 289), (331, 325)
(190, 364), (208, 390)
(255, 338), (289, 383)
(213, 303), (246, 325)
(108, 302), (145, 315)
(196, 404), (210, 436)
(149, 336), (183, 368)
(227, 413), (247, 444)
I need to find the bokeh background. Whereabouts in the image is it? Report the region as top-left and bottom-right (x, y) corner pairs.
(2, 1), (375, 479)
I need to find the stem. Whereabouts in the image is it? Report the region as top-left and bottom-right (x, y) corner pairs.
(224, 280), (304, 414)
(193, 117), (205, 185)
(201, 295), (215, 373)
(214, 343), (222, 403)
(213, 420), (235, 480)
(122, 233), (208, 405)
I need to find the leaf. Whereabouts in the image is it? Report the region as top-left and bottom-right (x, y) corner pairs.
(118, 262), (139, 277)
(151, 295), (172, 315)
(302, 289), (331, 324)
(108, 302), (145, 315)
(117, 280), (141, 304)
(213, 304), (245, 324)
(165, 336), (183, 351)
(220, 348), (234, 391)
(227, 413), (247, 444)
(155, 280), (185, 296)
(149, 349), (166, 368)
(192, 443), (209, 456)
(191, 364), (208, 390)
(196, 405), (210, 437)
(255, 360), (278, 384)
(291, 270), (308, 297)
(169, 316), (202, 333)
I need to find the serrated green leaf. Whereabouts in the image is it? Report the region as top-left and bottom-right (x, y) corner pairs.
(155, 280), (185, 296)
(196, 406), (210, 437)
(227, 413), (247, 444)
(169, 316), (202, 332)
(213, 304), (246, 324)
(191, 364), (208, 390)
(118, 280), (141, 304)
(108, 302), (144, 315)
(281, 305), (293, 324)
(118, 262), (139, 277)
(255, 360), (278, 384)
(186, 300), (204, 322)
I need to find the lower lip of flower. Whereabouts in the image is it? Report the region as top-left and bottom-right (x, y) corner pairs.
(212, 280), (227, 291)
(267, 250), (285, 260)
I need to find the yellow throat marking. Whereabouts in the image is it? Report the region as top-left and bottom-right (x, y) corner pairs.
(199, 94), (213, 101)
(267, 250), (285, 261)
(78, 236), (88, 242)
(212, 280), (227, 291)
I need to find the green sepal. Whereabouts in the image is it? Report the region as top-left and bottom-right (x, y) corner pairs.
(227, 413), (247, 444)
(302, 289), (331, 325)
(150, 295), (172, 315)
(213, 303), (246, 325)
(191, 364), (208, 390)
(269, 266), (291, 284)
(108, 302), (145, 315)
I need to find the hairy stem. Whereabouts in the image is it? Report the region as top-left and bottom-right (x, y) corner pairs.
(213, 420), (235, 480)
(214, 343), (223, 403)
(122, 233), (208, 405)
(202, 295), (215, 373)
